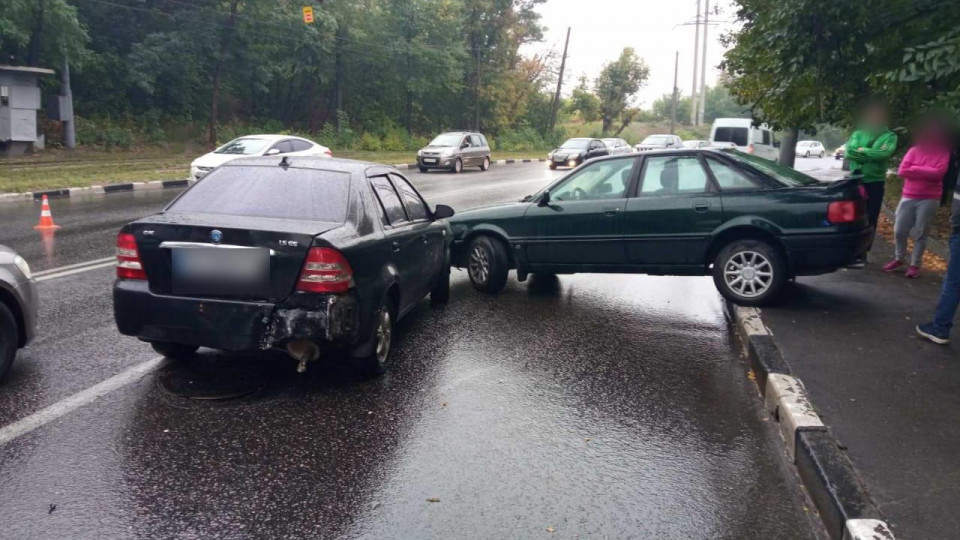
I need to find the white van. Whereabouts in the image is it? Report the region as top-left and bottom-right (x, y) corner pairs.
(709, 118), (779, 161)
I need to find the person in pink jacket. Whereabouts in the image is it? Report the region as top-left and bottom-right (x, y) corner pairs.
(883, 117), (952, 278)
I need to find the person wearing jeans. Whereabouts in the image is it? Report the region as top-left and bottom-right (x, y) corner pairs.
(918, 185), (960, 344)
(883, 120), (950, 278)
(845, 100), (898, 267)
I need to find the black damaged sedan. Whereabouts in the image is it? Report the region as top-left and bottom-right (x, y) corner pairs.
(114, 157), (454, 376)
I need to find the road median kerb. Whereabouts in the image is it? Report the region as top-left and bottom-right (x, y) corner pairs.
(728, 304), (895, 540)
(0, 157), (549, 203)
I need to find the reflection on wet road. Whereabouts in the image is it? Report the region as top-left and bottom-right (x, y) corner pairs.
(0, 162), (821, 539)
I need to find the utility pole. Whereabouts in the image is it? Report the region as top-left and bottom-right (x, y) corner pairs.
(548, 27), (571, 134)
(689, 0), (700, 125)
(697, 0), (709, 126)
(670, 51), (679, 135)
(61, 50), (75, 150)
(475, 47), (481, 131)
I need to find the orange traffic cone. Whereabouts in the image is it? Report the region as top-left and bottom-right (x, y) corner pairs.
(33, 195), (61, 230)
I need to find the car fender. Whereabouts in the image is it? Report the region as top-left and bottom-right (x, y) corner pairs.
(351, 263), (401, 359)
(452, 223), (514, 268)
(705, 216), (788, 266)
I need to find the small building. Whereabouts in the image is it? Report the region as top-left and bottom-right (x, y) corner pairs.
(0, 65), (56, 156)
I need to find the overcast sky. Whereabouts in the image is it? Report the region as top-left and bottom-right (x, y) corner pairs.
(522, 0), (739, 107)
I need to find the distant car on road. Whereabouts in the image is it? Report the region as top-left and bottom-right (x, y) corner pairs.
(796, 140), (825, 158)
(115, 157), (455, 377)
(602, 138), (632, 155)
(417, 131), (491, 173)
(449, 149), (870, 306)
(190, 135), (331, 180)
(710, 118), (778, 161)
(834, 144), (846, 160)
(548, 138), (610, 169)
(634, 134), (682, 152)
(682, 140), (712, 149)
(0, 245), (37, 381)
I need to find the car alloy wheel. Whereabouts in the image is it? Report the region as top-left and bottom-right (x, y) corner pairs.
(481, 157), (490, 171)
(723, 250), (774, 298)
(374, 308), (392, 366)
(804, 151), (810, 157)
(468, 245), (490, 285)
(454, 158), (463, 173)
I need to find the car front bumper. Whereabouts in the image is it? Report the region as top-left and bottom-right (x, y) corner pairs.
(783, 227), (872, 275)
(114, 279), (359, 352)
(418, 155), (457, 169)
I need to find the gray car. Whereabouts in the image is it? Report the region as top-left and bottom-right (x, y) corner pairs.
(0, 245), (38, 381)
(417, 131), (491, 173)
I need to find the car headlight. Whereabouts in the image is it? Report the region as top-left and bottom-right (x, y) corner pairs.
(417, 149), (422, 157)
(13, 255), (32, 280)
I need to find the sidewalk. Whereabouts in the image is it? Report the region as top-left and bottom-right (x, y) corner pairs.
(759, 238), (960, 539)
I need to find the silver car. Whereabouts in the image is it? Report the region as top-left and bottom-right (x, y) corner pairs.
(602, 138), (633, 155)
(417, 131), (492, 173)
(634, 134), (682, 152)
(0, 245), (38, 381)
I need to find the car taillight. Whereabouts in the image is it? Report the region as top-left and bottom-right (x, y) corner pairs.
(323, 150), (333, 157)
(116, 232), (146, 279)
(827, 201), (860, 224)
(747, 144), (755, 154)
(296, 247), (353, 293)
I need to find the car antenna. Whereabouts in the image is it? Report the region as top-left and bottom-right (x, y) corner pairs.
(279, 156), (290, 169)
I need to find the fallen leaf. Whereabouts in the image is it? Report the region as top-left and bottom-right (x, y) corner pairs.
(426, 498), (440, 503)
(546, 527), (555, 533)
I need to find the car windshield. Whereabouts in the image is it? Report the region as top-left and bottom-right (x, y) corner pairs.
(559, 139), (590, 149)
(642, 136), (671, 144)
(428, 133), (464, 146)
(168, 166), (350, 221)
(723, 150), (820, 186)
(214, 138), (271, 155)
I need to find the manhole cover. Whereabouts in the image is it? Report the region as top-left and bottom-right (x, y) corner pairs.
(157, 365), (261, 400)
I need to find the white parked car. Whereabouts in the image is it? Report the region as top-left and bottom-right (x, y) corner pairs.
(710, 118), (778, 161)
(634, 134), (682, 152)
(795, 140), (825, 158)
(602, 138), (633, 155)
(189, 134), (332, 180)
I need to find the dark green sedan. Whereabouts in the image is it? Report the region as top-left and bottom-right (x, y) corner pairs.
(449, 149), (871, 306)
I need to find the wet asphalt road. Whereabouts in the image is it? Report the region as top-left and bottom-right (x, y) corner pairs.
(0, 162), (822, 539)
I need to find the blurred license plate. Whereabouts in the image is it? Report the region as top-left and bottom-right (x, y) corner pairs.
(423, 158), (437, 164)
(171, 247), (269, 296)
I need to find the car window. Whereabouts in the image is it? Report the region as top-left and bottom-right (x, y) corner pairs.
(723, 150), (821, 186)
(762, 130), (772, 146)
(269, 140), (295, 154)
(639, 155), (710, 195)
(479, 134), (489, 147)
(214, 137), (270, 155)
(369, 175), (408, 225)
(713, 127), (748, 147)
(549, 157), (636, 201)
(168, 166), (349, 222)
(289, 139), (313, 152)
(390, 174), (429, 221)
(469, 134), (483, 147)
(705, 157), (762, 190)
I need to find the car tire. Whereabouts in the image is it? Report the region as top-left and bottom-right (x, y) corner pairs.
(480, 156), (490, 171)
(355, 296), (396, 378)
(0, 303), (19, 382)
(467, 236), (509, 294)
(419, 166), (428, 173)
(804, 151), (810, 157)
(430, 265), (451, 305)
(452, 158), (463, 174)
(819, 151), (824, 158)
(549, 163), (557, 170)
(712, 239), (786, 307)
(150, 341), (199, 360)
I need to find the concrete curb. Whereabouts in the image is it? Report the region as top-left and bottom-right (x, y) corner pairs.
(728, 304), (895, 540)
(2, 158), (549, 203)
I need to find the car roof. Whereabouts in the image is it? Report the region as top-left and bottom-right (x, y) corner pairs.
(221, 156), (391, 175)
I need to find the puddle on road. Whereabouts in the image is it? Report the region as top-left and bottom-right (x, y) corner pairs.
(157, 363), (262, 400)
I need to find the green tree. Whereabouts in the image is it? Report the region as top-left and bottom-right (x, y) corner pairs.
(594, 47), (650, 133)
(0, 0), (89, 67)
(568, 76), (601, 122)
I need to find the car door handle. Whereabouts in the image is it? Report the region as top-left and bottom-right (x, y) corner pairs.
(603, 208), (620, 216)
(694, 203), (710, 212)
(392, 241), (401, 252)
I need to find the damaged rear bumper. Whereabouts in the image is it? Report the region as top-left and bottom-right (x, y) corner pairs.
(114, 279), (359, 352)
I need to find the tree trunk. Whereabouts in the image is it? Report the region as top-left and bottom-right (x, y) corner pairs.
(778, 126), (799, 167)
(207, 0), (241, 146)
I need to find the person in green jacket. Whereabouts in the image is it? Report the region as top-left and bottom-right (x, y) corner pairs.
(845, 100), (898, 267)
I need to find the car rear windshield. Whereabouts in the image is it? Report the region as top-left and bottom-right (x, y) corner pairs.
(167, 166), (350, 221)
(723, 150), (821, 187)
(713, 127), (749, 147)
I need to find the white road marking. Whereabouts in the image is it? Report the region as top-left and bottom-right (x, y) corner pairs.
(32, 256), (116, 278)
(0, 356), (166, 447)
(35, 261), (116, 282)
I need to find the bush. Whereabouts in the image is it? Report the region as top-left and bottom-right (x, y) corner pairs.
(358, 132), (382, 151)
(495, 126), (551, 152)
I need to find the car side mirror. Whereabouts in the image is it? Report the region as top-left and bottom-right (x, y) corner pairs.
(537, 191), (551, 207)
(433, 204), (455, 219)
(266, 148), (281, 156)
